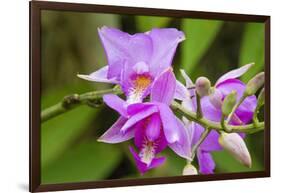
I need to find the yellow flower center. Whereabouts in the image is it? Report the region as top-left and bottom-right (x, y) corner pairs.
(134, 75), (152, 91)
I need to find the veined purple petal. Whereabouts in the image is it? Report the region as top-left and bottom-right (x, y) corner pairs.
(215, 63), (254, 86)
(103, 94), (127, 117)
(120, 105), (159, 133)
(98, 27), (153, 79)
(151, 68), (176, 105)
(197, 149), (215, 174)
(146, 114), (162, 141)
(98, 117), (134, 143)
(77, 66), (118, 84)
(148, 28), (185, 77)
(158, 103), (180, 143)
(168, 118), (192, 159)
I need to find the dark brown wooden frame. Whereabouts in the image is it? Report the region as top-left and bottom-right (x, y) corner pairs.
(30, 0), (271, 192)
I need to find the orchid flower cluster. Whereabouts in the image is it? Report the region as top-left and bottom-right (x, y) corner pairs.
(78, 27), (265, 175)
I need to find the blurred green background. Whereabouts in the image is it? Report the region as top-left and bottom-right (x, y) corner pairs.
(41, 10), (265, 184)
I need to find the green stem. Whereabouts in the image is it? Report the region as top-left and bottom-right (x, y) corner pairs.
(171, 101), (264, 134)
(253, 103), (264, 126)
(41, 86), (122, 122)
(41, 88), (265, 135)
(220, 115), (226, 131)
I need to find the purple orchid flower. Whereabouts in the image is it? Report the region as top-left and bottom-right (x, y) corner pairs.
(98, 69), (191, 174)
(176, 63), (257, 174)
(78, 26), (185, 104)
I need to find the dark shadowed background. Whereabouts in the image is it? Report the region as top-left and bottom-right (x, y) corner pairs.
(40, 10), (265, 184)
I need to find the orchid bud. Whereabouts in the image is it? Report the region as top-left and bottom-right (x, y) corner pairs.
(209, 88), (223, 109)
(182, 163), (198, 175)
(219, 132), (252, 168)
(257, 87), (265, 108)
(244, 72), (265, 96)
(221, 91), (237, 116)
(195, 77), (211, 97)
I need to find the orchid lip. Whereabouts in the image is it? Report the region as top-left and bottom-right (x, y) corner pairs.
(139, 139), (156, 165)
(127, 73), (153, 104)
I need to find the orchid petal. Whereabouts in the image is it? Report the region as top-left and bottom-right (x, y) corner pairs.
(134, 122), (145, 149)
(134, 121), (167, 153)
(180, 69), (194, 88)
(77, 66), (118, 83)
(200, 96), (222, 122)
(120, 105), (158, 133)
(216, 79), (257, 123)
(216, 79), (245, 98)
(98, 117), (133, 143)
(174, 80), (189, 101)
(146, 114), (162, 141)
(98, 26), (153, 79)
(215, 63), (254, 86)
(129, 146), (148, 174)
(127, 103), (155, 116)
(149, 157), (166, 170)
(154, 132), (168, 154)
(208, 89), (223, 109)
(148, 28), (185, 77)
(129, 146), (165, 174)
(169, 118), (192, 159)
(182, 97), (196, 112)
(151, 68), (176, 105)
(158, 103), (180, 143)
(193, 124), (222, 151)
(133, 61), (149, 74)
(197, 149), (215, 174)
(120, 61), (151, 101)
(103, 94), (127, 117)
(182, 117), (196, 143)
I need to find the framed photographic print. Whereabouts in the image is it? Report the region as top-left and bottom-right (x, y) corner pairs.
(30, 1), (270, 192)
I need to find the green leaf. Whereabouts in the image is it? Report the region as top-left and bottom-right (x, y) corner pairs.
(41, 140), (122, 184)
(136, 16), (171, 32)
(181, 19), (223, 74)
(239, 23), (265, 82)
(41, 86), (97, 168)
